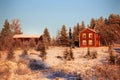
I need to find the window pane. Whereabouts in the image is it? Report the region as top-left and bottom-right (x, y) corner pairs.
(82, 33), (86, 38)
(82, 40), (86, 45)
(89, 40), (93, 45)
(89, 33), (92, 38)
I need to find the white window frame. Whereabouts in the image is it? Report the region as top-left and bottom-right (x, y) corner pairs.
(82, 40), (86, 45)
(89, 33), (92, 38)
(89, 40), (93, 45)
(82, 33), (86, 38)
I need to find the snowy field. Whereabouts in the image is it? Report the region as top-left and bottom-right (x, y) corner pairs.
(0, 47), (110, 80)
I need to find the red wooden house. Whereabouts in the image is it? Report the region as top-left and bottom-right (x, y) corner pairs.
(79, 28), (100, 47)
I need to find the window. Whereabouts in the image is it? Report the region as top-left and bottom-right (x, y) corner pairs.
(89, 33), (92, 38)
(82, 33), (86, 38)
(89, 40), (93, 45)
(82, 40), (86, 45)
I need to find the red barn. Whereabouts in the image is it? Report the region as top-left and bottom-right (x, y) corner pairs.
(13, 34), (42, 44)
(79, 28), (100, 47)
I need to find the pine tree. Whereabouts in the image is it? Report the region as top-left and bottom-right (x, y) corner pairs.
(69, 27), (72, 47)
(56, 30), (61, 46)
(43, 27), (51, 44)
(76, 23), (80, 35)
(81, 21), (86, 30)
(96, 17), (105, 26)
(0, 20), (12, 49)
(72, 23), (80, 42)
(0, 19), (14, 52)
(95, 15), (120, 46)
(36, 36), (47, 61)
(72, 22), (85, 47)
(89, 18), (96, 29)
(72, 26), (77, 41)
(59, 25), (68, 46)
(108, 14), (120, 24)
(63, 48), (74, 61)
(69, 27), (72, 39)
(1, 19), (11, 37)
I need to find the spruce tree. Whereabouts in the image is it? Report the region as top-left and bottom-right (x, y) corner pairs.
(72, 22), (85, 47)
(56, 30), (61, 46)
(81, 21), (86, 30)
(89, 18), (96, 29)
(69, 27), (72, 39)
(1, 19), (11, 37)
(0, 19), (13, 50)
(0, 19), (15, 60)
(43, 27), (51, 44)
(69, 27), (72, 47)
(59, 25), (68, 46)
(72, 26), (77, 41)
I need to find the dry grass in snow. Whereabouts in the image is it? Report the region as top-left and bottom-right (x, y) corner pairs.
(0, 46), (120, 80)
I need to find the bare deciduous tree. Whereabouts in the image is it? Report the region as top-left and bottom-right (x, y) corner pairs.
(11, 19), (22, 34)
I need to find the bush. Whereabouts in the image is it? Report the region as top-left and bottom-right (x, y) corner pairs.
(69, 48), (74, 60)
(0, 62), (10, 80)
(7, 48), (15, 60)
(39, 47), (47, 61)
(13, 39), (22, 49)
(22, 49), (28, 55)
(37, 41), (47, 61)
(108, 55), (116, 64)
(19, 49), (28, 59)
(108, 47), (120, 65)
(29, 38), (36, 48)
(84, 48), (97, 59)
(91, 51), (97, 59)
(36, 41), (44, 51)
(93, 64), (120, 80)
(63, 48), (74, 61)
(15, 63), (30, 75)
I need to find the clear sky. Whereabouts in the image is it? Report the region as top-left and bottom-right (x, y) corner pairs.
(0, 0), (120, 37)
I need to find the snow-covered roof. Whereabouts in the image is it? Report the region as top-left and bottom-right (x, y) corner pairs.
(80, 28), (97, 33)
(13, 34), (41, 38)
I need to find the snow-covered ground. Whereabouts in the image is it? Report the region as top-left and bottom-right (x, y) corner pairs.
(0, 47), (110, 80)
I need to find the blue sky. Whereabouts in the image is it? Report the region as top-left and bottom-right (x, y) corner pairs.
(0, 0), (120, 37)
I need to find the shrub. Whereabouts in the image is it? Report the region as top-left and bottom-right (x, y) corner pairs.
(15, 63), (30, 75)
(63, 48), (74, 61)
(108, 55), (116, 64)
(19, 49), (28, 59)
(93, 64), (120, 80)
(84, 48), (97, 59)
(7, 48), (15, 60)
(0, 62), (10, 80)
(39, 47), (47, 61)
(63, 49), (69, 60)
(29, 38), (36, 48)
(108, 47), (120, 65)
(22, 41), (29, 49)
(22, 49), (28, 55)
(13, 39), (22, 49)
(91, 51), (97, 59)
(37, 41), (47, 61)
(36, 41), (44, 51)
(69, 48), (74, 60)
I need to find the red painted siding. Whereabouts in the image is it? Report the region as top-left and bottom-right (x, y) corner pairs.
(79, 28), (100, 47)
